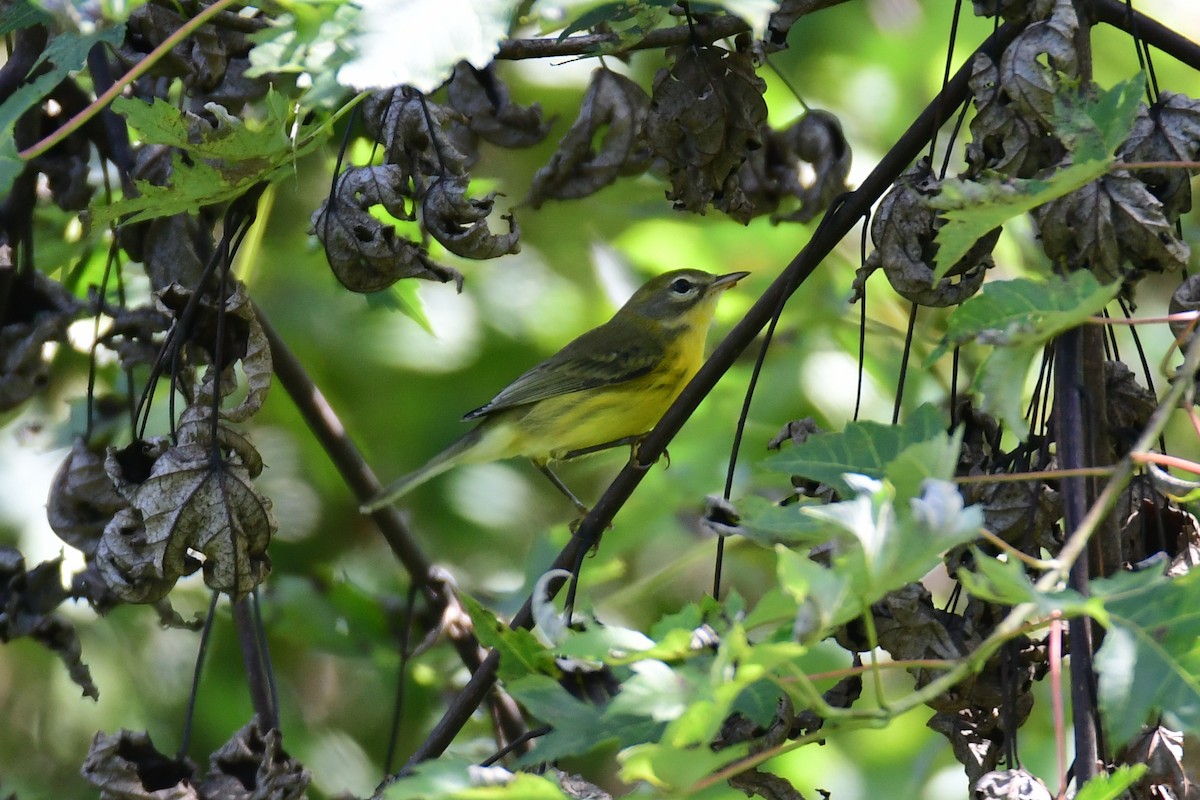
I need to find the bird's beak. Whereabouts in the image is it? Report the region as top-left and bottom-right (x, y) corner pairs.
(712, 271), (750, 291)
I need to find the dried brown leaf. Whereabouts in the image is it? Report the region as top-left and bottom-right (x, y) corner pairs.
(48, 438), (128, 557)
(362, 87), (477, 178)
(1105, 360), (1157, 455)
(0, 548), (99, 699)
(1169, 274), (1200, 347)
(1034, 171), (1190, 282)
(311, 166), (462, 292)
(192, 284), (271, 423)
(741, 110), (851, 223)
(528, 68), (651, 207)
(81, 729), (199, 799)
(998, 0), (1079, 130)
(646, 44), (767, 223)
(0, 269), (80, 411)
(198, 721), (310, 800)
(971, 768), (1052, 800)
(1118, 92), (1200, 224)
(422, 175), (520, 259)
(1120, 726), (1189, 799)
(966, 53), (1060, 178)
(141, 214), (209, 291)
(855, 161), (993, 307)
(447, 62), (551, 149)
(100, 425), (274, 601)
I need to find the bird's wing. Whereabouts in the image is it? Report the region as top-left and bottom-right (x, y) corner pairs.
(463, 325), (660, 420)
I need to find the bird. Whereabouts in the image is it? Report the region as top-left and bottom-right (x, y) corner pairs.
(360, 268), (749, 514)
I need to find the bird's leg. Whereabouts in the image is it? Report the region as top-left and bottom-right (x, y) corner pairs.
(628, 436), (669, 470)
(534, 461), (589, 516)
(560, 435), (641, 461)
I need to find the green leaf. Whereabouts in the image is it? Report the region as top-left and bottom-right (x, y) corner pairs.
(1073, 765), (1148, 800)
(380, 757), (570, 799)
(930, 77), (1143, 280)
(337, 0), (516, 92)
(506, 674), (666, 765)
(93, 91), (324, 225)
(1093, 567), (1200, 747)
(758, 403), (946, 497)
(735, 495), (828, 548)
(619, 739), (751, 792)
(458, 592), (559, 682)
(956, 552), (1097, 617)
(883, 426), (963, 501)
(929, 272), (1121, 438)
(0, 0), (52, 36)
(366, 280), (434, 334)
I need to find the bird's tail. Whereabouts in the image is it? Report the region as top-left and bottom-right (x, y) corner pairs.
(360, 427), (484, 513)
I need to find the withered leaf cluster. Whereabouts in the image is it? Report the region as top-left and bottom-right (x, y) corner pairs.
(0, 269), (80, 411)
(46, 283), (276, 605)
(313, 73), (535, 293)
(82, 721), (309, 800)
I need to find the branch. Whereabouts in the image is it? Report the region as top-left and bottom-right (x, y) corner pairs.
(398, 17), (1026, 769)
(1091, 0), (1200, 72)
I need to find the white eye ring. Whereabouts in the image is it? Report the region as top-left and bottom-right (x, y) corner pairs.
(670, 278), (693, 295)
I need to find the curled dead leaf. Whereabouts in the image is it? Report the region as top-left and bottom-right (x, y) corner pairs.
(1034, 170), (1190, 283)
(81, 729), (199, 799)
(362, 87), (476, 178)
(1118, 92), (1200, 224)
(0, 269), (80, 412)
(47, 438), (128, 557)
(646, 44), (767, 223)
(199, 720), (310, 800)
(855, 161), (993, 307)
(447, 62), (551, 149)
(966, 53), (1060, 178)
(0, 548), (99, 699)
(528, 68), (652, 207)
(741, 109), (851, 223)
(422, 175), (520, 259)
(312, 166), (462, 293)
(998, 0), (1079, 131)
(1168, 274), (1200, 347)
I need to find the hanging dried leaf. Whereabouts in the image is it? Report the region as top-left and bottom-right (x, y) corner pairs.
(1168, 274), (1200, 348)
(311, 165), (462, 293)
(198, 721), (310, 800)
(361, 87), (477, 178)
(81, 729), (199, 799)
(141, 214), (211, 291)
(646, 44), (767, 223)
(98, 301), (174, 370)
(854, 161), (994, 307)
(189, 283), (272, 423)
(100, 421), (275, 601)
(1034, 171), (1190, 283)
(0, 549), (99, 699)
(47, 438), (128, 557)
(0, 268), (80, 411)
(998, 0), (1079, 131)
(1105, 361), (1157, 455)
(446, 62), (551, 149)
(966, 53), (1060, 178)
(964, 480), (1061, 554)
(741, 109), (852, 223)
(422, 175), (520, 259)
(528, 68), (652, 207)
(1118, 92), (1200, 224)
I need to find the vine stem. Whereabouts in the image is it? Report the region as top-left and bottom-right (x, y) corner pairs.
(18, 0), (241, 161)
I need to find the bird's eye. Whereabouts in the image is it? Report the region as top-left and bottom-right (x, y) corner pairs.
(669, 277), (693, 295)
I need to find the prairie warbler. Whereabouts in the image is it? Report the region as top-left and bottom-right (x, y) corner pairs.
(361, 268), (748, 513)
